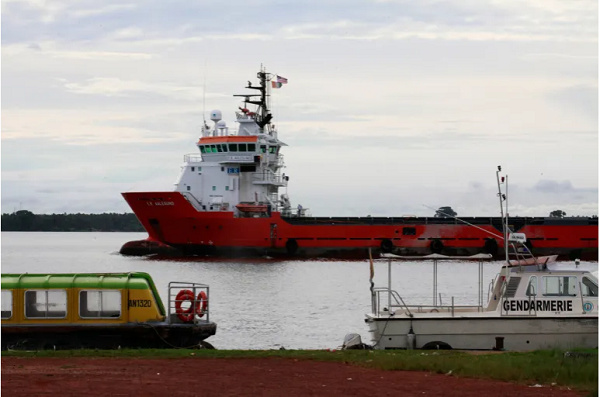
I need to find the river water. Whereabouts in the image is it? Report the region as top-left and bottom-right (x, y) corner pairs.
(2, 232), (597, 349)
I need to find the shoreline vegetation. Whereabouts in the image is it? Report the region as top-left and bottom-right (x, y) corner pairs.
(1, 210), (143, 232)
(3, 349), (597, 394)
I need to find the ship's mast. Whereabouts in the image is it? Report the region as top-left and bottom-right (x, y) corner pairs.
(233, 66), (273, 130)
(496, 166), (510, 260)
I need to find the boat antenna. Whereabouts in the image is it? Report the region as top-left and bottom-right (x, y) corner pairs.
(496, 166), (511, 260)
(202, 62), (209, 135)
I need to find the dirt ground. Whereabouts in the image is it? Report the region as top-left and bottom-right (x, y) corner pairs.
(1, 356), (586, 396)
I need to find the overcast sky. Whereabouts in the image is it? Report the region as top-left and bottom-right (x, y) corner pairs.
(2, 0), (598, 217)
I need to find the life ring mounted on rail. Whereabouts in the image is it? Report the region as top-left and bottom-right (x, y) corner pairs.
(195, 291), (208, 318)
(175, 289), (195, 322)
(175, 289), (209, 322)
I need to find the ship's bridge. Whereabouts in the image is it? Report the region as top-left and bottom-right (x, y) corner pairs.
(197, 135), (287, 165)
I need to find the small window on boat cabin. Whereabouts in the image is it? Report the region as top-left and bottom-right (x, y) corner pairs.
(260, 145), (267, 153)
(403, 227), (416, 236)
(25, 290), (67, 319)
(191, 167), (195, 172)
(187, 186), (191, 191)
(229, 143), (238, 152)
(542, 276), (577, 297)
(212, 186), (216, 191)
(248, 143), (256, 152)
(526, 276), (537, 296)
(238, 143), (247, 152)
(222, 144), (228, 152)
(225, 186), (229, 191)
(581, 277), (598, 297)
(269, 146), (276, 154)
(200, 146), (206, 153)
(79, 290), (122, 319)
(1, 290), (13, 319)
(210, 145), (218, 153)
(216, 144), (223, 153)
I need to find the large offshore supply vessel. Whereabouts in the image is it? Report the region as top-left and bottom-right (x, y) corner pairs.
(120, 68), (598, 260)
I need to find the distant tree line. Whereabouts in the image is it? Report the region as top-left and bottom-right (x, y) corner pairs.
(1, 210), (144, 232)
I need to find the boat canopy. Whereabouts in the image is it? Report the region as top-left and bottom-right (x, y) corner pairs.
(1, 272), (166, 315)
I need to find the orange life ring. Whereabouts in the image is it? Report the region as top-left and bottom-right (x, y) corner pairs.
(195, 291), (208, 317)
(175, 289), (195, 323)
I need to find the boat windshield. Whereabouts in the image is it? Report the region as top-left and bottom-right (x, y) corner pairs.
(582, 276), (598, 297)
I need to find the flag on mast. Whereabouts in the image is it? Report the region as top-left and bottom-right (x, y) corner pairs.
(272, 81), (282, 89)
(277, 75), (288, 84)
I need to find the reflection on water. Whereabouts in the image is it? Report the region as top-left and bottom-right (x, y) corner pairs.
(2, 232), (597, 349)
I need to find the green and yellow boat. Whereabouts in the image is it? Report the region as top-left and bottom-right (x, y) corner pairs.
(1, 272), (216, 349)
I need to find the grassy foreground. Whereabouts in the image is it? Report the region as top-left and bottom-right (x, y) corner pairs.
(3, 348), (598, 394)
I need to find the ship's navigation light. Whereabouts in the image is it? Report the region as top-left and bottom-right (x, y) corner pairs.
(501, 176), (505, 183)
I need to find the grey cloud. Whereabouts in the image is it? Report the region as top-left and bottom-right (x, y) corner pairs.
(546, 84), (598, 122)
(2, 0), (595, 45)
(533, 179), (575, 193)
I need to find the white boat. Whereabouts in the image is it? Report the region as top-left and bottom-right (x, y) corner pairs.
(365, 167), (598, 351)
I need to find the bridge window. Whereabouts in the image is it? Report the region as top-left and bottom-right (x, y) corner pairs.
(260, 145), (267, 153)
(248, 143), (256, 152)
(269, 146), (276, 153)
(229, 143), (238, 152)
(1, 290), (12, 319)
(25, 290), (67, 318)
(216, 144), (223, 153)
(239, 143), (247, 151)
(209, 145), (216, 153)
(582, 277), (598, 297)
(79, 290), (122, 319)
(542, 276), (577, 297)
(222, 144), (228, 152)
(200, 146), (206, 153)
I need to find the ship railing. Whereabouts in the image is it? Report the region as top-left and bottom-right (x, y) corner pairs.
(372, 288), (485, 318)
(275, 154), (285, 168)
(372, 254), (492, 317)
(167, 281), (210, 324)
(184, 154), (203, 163)
(181, 192), (204, 211)
(251, 170), (287, 186)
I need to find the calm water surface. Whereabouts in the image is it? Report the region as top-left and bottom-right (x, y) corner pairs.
(2, 232), (597, 349)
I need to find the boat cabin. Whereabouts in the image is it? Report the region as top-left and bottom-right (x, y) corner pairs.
(1, 272), (216, 349)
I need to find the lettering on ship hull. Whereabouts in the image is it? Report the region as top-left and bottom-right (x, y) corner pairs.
(503, 299), (573, 312)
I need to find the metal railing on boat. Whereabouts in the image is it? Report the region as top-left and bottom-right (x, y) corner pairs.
(373, 253), (492, 318)
(167, 281), (211, 324)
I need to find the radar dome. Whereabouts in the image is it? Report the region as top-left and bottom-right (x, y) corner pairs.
(216, 120), (227, 128)
(210, 110), (222, 122)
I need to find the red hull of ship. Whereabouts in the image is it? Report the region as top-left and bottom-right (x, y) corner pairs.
(121, 192), (598, 260)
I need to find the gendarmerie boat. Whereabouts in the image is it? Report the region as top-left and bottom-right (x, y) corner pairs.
(1, 272), (216, 349)
(364, 167), (598, 351)
(119, 68), (597, 260)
